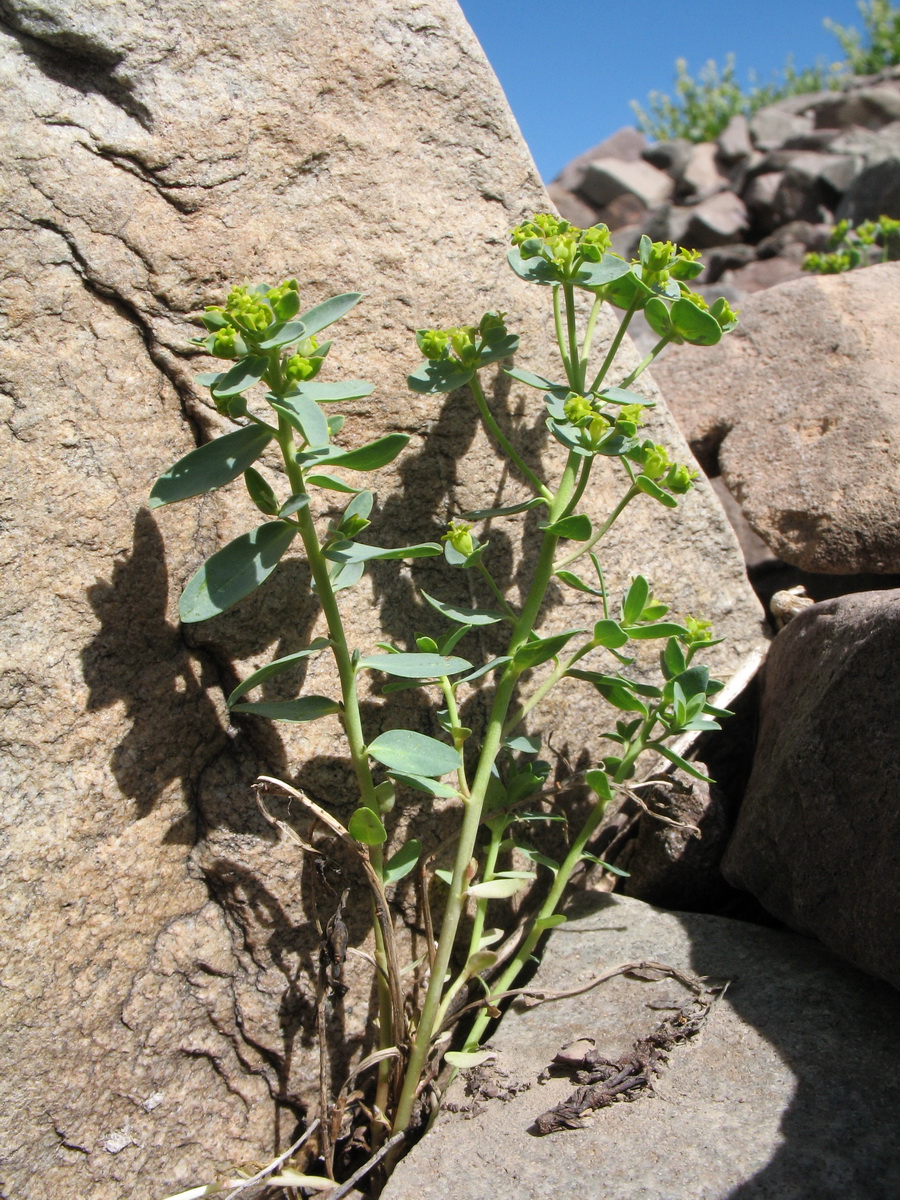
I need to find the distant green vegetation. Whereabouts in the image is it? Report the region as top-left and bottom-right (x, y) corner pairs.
(631, 2), (900, 144)
(803, 215), (900, 272)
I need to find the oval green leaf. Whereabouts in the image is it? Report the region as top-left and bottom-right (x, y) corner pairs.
(466, 876), (531, 899)
(671, 297), (722, 346)
(211, 355), (269, 397)
(384, 838), (423, 884)
(541, 513), (592, 541)
(230, 695), (340, 722)
(305, 472), (362, 493)
(636, 475), (678, 508)
(593, 619), (629, 649)
(292, 379), (375, 403)
(388, 772), (459, 798)
(514, 628), (582, 671)
(407, 360), (475, 394)
(256, 320), (307, 350)
(319, 433), (409, 471)
(421, 590), (504, 627)
(150, 424), (275, 508)
(179, 520), (296, 622)
(272, 394), (329, 447)
(348, 807), (387, 846)
(358, 652), (473, 679)
(297, 292), (362, 338)
(622, 576), (650, 625)
(324, 540), (442, 563)
(367, 730), (461, 778)
(227, 637), (331, 706)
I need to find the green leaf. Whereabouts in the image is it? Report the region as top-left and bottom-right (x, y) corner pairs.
(227, 637), (331, 706)
(504, 733), (542, 754)
(457, 656), (512, 684)
(339, 489), (374, 528)
(179, 521), (297, 622)
(305, 472), (361, 493)
(623, 621), (688, 640)
(462, 497), (547, 520)
(636, 475), (678, 507)
(389, 772), (459, 798)
(580, 853), (630, 877)
(358, 652), (472, 679)
(384, 838), (423, 884)
(367, 730), (461, 778)
(291, 379), (374, 404)
(195, 370), (225, 388)
(649, 743), (714, 782)
(211, 355), (270, 397)
(670, 297), (722, 346)
(593, 619), (629, 649)
(445, 1050), (494, 1069)
(467, 876), (532, 899)
(585, 768), (613, 802)
(297, 292), (362, 337)
(533, 914), (567, 933)
(477, 333), (520, 366)
(644, 296), (673, 340)
(279, 492), (310, 517)
(504, 367), (569, 396)
(622, 576), (649, 625)
(318, 433), (409, 471)
(150, 424), (275, 508)
(348, 807), (387, 846)
(244, 466), (279, 515)
(324, 539), (442, 563)
(662, 636), (687, 679)
(506, 246), (563, 285)
(514, 628), (582, 671)
(541, 513), (592, 541)
(421, 590), (504, 627)
(327, 559), (366, 593)
(599, 268), (654, 311)
(670, 664), (711, 700)
(556, 569), (604, 596)
(230, 695), (340, 722)
(576, 254), (633, 288)
(272, 394), (329, 447)
(597, 387), (654, 408)
(256, 320), (307, 350)
(569, 669), (649, 716)
(407, 360), (475, 394)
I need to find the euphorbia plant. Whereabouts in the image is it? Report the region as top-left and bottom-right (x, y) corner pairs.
(150, 216), (736, 1188)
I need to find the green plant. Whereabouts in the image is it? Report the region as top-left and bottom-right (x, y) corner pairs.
(803, 214), (900, 271)
(631, 53), (841, 145)
(826, 0), (900, 74)
(150, 217), (737, 1193)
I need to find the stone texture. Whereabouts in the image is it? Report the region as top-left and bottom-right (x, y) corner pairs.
(0, 1), (764, 1197)
(679, 141), (729, 201)
(749, 107), (814, 152)
(813, 84), (900, 130)
(580, 156), (674, 209)
(652, 264), (900, 572)
(682, 190), (749, 247)
(837, 156), (900, 223)
(716, 113), (753, 164)
(383, 893), (900, 1200)
(723, 590), (900, 989)
(556, 126), (646, 193)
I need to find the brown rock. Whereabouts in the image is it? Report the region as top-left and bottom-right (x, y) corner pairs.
(556, 126), (647, 193)
(723, 590), (900, 989)
(0, 1), (764, 1197)
(813, 84), (900, 130)
(579, 157), (674, 209)
(679, 142), (729, 201)
(683, 191), (749, 248)
(652, 264), (900, 572)
(721, 255), (806, 292)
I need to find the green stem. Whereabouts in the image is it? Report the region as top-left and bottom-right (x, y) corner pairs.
(501, 641), (595, 740)
(553, 483), (640, 572)
(616, 335), (672, 391)
(463, 793), (612, 1051)
(476, 559), (519, 623)
(553, 285), (571, 380)
(439, 677), (470, 799)
(559, 456), (593, 521)
(391, 453), (582, 1135)
(578, 294), (604, 380)
(469, 374), (551, 501)
(465, 825), (502, 962)
(587, 296), (639, 395)
(562, 282), (582, 390)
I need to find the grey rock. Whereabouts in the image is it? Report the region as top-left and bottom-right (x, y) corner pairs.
(716, 113), (753, 163)
(683, 191), (749, 248)
(652, 264), (900, 572)
(837, 156), (900, 222)
(0, 1), (765, 1196)
(723, 590), (900, 989)
(641, 137), (692, 177)
(556, 126), (647, 193)
(749, 107), (814, 152)
(579, 156), (674, 209)
(383, 893), (900, 1200)
(742, 170), (784, 217)
(679, 141), (729, 201)
(813, 84), (900, 130)
(721, 255), (806, 292)
(756, 220), (832, 258)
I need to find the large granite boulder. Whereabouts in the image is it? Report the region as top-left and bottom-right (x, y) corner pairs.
(653, 263), (900, 573)
(722, 590), (900, 989)
(383, 893), (900, 1200)
(0, 1), (762, 1195)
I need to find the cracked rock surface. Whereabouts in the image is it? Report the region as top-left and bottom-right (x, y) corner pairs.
(0, 2), (764, 1196)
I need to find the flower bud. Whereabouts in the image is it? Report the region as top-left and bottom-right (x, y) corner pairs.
(683, 615), (713, 646)
(664, 463), (698, 494)
(212, 328), (240, 359)
(640, 442), (672, 480)
(563, 394), (594, 424)
(442, 520), (475, 558)
(586, 414), (611, 447)
(284, 353), (317, 382)
(418, 329), (450, 360)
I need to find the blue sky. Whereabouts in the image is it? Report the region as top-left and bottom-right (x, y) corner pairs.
(457, 0), (865, 181)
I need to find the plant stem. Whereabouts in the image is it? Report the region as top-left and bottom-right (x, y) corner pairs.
(476, 559), (519, 622)
(587, 295), (639, 395)
(562, 282), (583, 389)
(616, 335), (672, 391)
(578, 294), (604, 379)
(463, 792), (612, 1051)
(468, 375), (551, 501)
(391, 452), (582, 1135)
(553, 483), (640, 571)
(553, 286), (571, 380)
